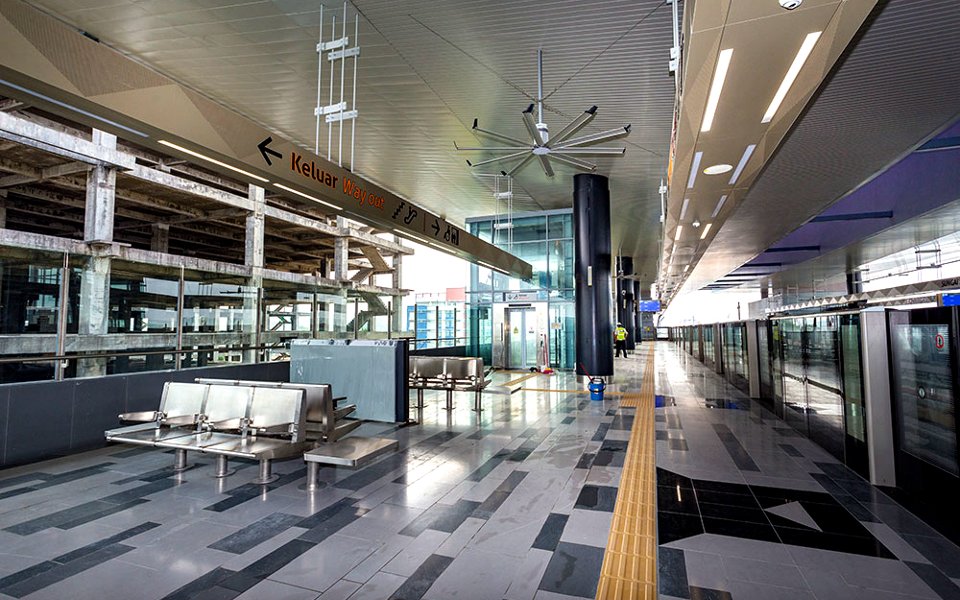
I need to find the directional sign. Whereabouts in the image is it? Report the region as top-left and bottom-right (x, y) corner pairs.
(0, 4), (532, 279)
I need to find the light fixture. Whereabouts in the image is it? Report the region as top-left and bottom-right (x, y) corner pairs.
(703, 164), (733, 175)
(478, 260), (509, 275)
(674, 225), (683, 241)
(274, 183), (341, 211)
(684, 265), (690, 272)
(700, 223), (712, 240)
(1, 78), (149, 138)
(701, 48), (733, 132)
(711, 195), (728, 218)
(762, 32), (822, 124)
(687, 151), (703, 189)
(158, 140), (269, 183)
(729, 144), (756, 185)
(679, 198), (690, 220)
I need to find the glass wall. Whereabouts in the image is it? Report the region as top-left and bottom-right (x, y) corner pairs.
(466, 210), (576, 369)
(721, 322), (748, 393)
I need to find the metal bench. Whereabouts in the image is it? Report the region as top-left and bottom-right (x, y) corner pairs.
(408, 356), (491, 412)
(106, 382), (309, 484)
(195, 379), (360, 443)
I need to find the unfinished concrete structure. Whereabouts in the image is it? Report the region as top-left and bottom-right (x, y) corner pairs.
(0, 98), (411, 382)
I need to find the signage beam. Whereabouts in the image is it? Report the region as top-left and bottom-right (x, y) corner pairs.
(0, 1), (532, 279)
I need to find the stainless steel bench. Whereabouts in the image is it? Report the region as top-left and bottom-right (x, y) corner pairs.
(408, 356), (491, 412)
(106, 382), (309, 484)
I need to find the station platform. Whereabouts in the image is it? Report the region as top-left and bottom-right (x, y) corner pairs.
(1, 345), (958, 599)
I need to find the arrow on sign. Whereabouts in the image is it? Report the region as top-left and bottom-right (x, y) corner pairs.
(257, 136), (283, 166)
(431, 218), (440, 235)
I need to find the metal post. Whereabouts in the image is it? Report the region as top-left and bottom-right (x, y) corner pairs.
(327, 15), (336, 160)
(311, 291), (319, 338)
(173, 449), (189, 472)
(254, 459), (277, 485)
(338, 1), (346, 167)
(350, 12), (359, 171)
(175, 264), (184, 369)
(54, 252), (70, 381)
(214, 455), (232, 478)
(255, 287), (263, 362)
(436, 305), (441, 348)
(353, 297), (359, 339)
(387, 300), (393, 339)
(315, 4), (323, 155)
(537, 48), (543, 125)
(453, 307), (458, 347)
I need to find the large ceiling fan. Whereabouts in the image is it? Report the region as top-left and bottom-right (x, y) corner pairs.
(455, 50), (632, 177)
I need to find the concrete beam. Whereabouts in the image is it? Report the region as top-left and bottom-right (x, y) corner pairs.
(151, 223), (169, 252)
(124, 164), (254, 212)
(0, 111), (134, 170)
(0, 160), (88, 188)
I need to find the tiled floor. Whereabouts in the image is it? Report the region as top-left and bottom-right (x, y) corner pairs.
(0, 351), (651, 600)
(656, 343), (960, 600)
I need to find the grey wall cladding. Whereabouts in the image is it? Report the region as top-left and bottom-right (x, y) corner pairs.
(0, 361), (290, 469)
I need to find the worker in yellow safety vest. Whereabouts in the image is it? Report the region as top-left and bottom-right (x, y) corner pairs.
(614, 323), (628, 358)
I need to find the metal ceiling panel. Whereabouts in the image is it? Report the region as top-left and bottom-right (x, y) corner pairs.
(25, 0), (677, 290)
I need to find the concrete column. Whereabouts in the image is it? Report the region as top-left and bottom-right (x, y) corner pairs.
(0, 189), (7, 228)
(150, 223), (170, 253)
(334, 216), (349, 281)
(83, 130), (117, 243)
(77, 131), (117, 377)
(391, 242), (403, 333)
(573, 174), (613, 377)
(243, 185), (265, 363)
(618, 257), (636, 351)
(860, 307), (896, 486)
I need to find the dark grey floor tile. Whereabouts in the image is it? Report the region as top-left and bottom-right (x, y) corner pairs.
(905, 561), (960, 600)
(208, 513), (302, 554)
(55, 521), (160, 563)
(431, 499), (482, 533)
(473, 491), (510, 520)
(532, 513), (569, 551)
(297, 505), (367, 544)
(689, 585), (732, 600)
(658, 546), (690, 598)
(2, 543), (135, 598)
(711, 424), (759, 472)
(161, 567), (236, 600)
(465, 450), (511, 481)
(669, 438), (690, 451)
(236, 539), (316, 581)
(539, 542), (605, 598)
(58, 499), (151, 530)
(389, 553), (453, 600)
(592, 450), (625, 468)
(576, 453), (595, 470)
(575, 485), (618, 512)
(592, 423), (610, 442)
(779, 444), (803, 457)
(561, 416), (575, 425)
(904, 534), (960, 578)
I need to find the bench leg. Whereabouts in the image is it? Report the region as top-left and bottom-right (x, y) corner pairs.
(172, 449), (190, 473)
(473, 390), (483, 413)
(304, 462), (321, 491)
(213, 454), (234, 478)
(444, 389), (454, 411)
(416, 388), (424, 410)
(253, 459), (279, 485)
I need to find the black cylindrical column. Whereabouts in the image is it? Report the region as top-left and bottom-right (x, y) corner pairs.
(618, 257), (636, 351)
(574, 174), (613, 377)
(633, 280), (642, 344)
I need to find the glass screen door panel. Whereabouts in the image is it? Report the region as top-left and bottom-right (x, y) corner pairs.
(890, 320), (958, 476)
(506, 308), (537, 369)
(805, 316), (844, 462)
(840, 315), (869, 476)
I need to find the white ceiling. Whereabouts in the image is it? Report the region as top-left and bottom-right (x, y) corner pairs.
(26, 0), (677, 290)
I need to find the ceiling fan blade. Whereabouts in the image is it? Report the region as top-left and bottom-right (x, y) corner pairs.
(553, 124), (632, 149)
(552, 147), (626, 155)
(505, 153), (536, 177)
(471, 118), (530, 146)
(537, 154), (555, 177)
(466, 150), (531, 169)
(547, 106), (597, 147)
(454, 142), (530, 152)
(521, 104), (545, 145)
(549, 153), (597, 172)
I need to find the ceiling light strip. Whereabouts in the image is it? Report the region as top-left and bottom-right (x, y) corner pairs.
(679, 198), (690, 221)
(711, 194), (728, 218)
(158, 140), (269, 183)
(274, 183), (342, 211)
(701, 48), (733, 133)
(687, 152), (703, 189)
(700, 223), (712, 240)
(728, 144), (756, 185)
(674, 225), (683, 241)
(762, 32), (823, 124)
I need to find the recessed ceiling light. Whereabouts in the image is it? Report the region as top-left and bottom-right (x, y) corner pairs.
(711, 195), (728, 218)
(703, 164), (733, 175)
(729, 144), (756, 185)
(762, 32), (822, 124)
(674, 225), (683, 241)
(680, 198), (690, 220)
(700, 223), (712, 240)
(701, 48), (733, 133)
(274, 183), (341, 211)
(159, 140), (269, 183)
(684, 265), (690, 272)
(687, 151), (703, 189)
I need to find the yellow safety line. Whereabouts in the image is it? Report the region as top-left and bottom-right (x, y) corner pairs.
(596, 343), (657, 599)
(503, 372), (543, 387)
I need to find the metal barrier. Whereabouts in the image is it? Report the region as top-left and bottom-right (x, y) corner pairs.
(408, 355), (490, 412)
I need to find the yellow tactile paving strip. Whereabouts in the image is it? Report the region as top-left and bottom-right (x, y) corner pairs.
(596, 345), (657, 599)
(502, 372), (543, 387)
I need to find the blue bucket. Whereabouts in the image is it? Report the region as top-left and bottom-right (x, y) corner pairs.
(588, 378), (606, 401)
